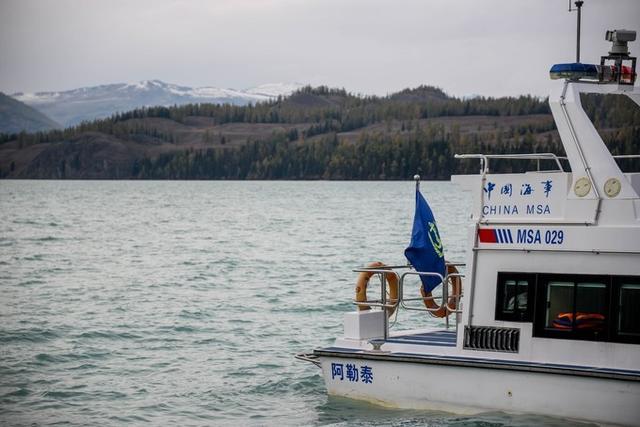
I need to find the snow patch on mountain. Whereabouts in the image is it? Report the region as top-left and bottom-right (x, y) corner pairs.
(12, 80), (305, 127)
(245, 83), (305, 98)
(12, 91), (62, 104)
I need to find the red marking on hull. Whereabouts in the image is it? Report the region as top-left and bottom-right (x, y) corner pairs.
(478, 229), (497, 243)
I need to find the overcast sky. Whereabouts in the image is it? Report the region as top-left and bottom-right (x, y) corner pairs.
(1, 0), (638, 97)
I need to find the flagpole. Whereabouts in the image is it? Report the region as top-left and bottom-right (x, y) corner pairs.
(409, 174), (421, 269)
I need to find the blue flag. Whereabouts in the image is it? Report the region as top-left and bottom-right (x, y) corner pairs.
(404, 188), (446, 293)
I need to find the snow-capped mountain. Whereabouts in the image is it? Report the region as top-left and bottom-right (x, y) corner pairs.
(244, 83), (305, 98)
(12, 80), (305, 127)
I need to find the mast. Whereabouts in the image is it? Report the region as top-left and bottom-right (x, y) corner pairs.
(569, 0), (585, 63)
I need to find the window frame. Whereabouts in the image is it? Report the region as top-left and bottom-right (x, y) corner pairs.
(534, 274), (611, 341)
(533, 273), (611, 341)
(493, 271), (640, 345)
(611, 275), (640, 344)
(495, 272), (535, 322)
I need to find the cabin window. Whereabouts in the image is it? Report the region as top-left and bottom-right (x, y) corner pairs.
(495, 273), (534, 322)
(544, 281), (574, 331)
(496, 272), (639, 344)
(614, 278), (640, 343)
(535, 275), (609, 341)
(619, 284), (640, 335)
(575, 282), (608, 333)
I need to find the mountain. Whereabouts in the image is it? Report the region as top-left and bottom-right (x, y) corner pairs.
(0, 93), (61, 134)
(12, 80), (305, 128)
(0, 85), (563, 179)
(244, 83), (305, 98)
(3, 85), (637, 181)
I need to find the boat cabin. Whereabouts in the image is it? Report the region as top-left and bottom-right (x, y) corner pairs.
(299, 27), (640, 426)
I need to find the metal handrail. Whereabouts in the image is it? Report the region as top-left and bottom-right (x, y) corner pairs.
(351, 266), (465, 311)
(351, 267), (401, 340)
(400, 270), (464, 330)
(399, 271), (445, 313)
(454, 153), (640, 175)
(351, 266), (465, 335)
(295, 352), (321, 367)
(398, 272), (464, 314)
(610, 155), (640, 173)
(352, 263), (466, 313)
(355, 265), (413, 270)
(454, 153), (565, 174)
(559, 81), (601, 223)
(351, 268), (402, 311)
(444, 272), (464, 313)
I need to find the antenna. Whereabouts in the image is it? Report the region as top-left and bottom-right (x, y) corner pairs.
(568, 0), (584, 62)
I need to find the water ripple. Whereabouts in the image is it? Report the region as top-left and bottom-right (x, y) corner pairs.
(0, 181), (585, 427)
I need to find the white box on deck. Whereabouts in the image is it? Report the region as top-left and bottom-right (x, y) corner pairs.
(343, 310), (384, 340)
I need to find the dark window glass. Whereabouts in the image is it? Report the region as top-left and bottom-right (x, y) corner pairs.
(575, 282), (607, 334)
(495, 273), (533, 322)
(535, 275), (610, 341)
(516, 281), (529, 311)
(546, 281), (574, 331)
(502, 272), (639, 344)
(502, 280), (517, 313)
(618, 284), (640, 337)
(503, 279), (528, 312)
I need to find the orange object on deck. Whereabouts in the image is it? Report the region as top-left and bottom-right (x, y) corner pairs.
(421, 264), (462, 318)
(355, 261), (398, 317)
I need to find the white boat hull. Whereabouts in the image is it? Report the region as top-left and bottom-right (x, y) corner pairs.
(318, 354), (640, 426)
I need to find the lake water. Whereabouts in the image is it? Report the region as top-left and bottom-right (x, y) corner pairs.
(0, 181), (590, 426)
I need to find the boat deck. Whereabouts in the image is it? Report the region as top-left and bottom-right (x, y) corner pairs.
(386, 330), (457, 347)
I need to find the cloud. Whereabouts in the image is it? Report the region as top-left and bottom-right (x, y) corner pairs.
(1, 0), (638, 97)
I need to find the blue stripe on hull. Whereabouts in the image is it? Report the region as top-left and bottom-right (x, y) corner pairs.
(386, 330), (456, 347)
(314, 346), (640, 381)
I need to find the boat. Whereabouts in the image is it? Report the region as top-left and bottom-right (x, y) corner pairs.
(296, 10), (640, 426)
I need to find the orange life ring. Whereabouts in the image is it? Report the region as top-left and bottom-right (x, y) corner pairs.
(355, 261), (398, 316)
(420, 264), (462, 318)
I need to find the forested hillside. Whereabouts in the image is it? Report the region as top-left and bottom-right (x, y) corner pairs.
(1, 86), (638, 179)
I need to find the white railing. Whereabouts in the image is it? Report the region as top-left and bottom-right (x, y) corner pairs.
(352, 264), (464, 339)
(454, 153), (566, 174)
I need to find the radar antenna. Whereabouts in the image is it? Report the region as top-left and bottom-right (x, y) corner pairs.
(549, 2), (636, 85)
(600, 30), (637, 85)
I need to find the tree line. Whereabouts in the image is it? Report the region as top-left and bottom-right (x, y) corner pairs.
(1, 86), (638, 179)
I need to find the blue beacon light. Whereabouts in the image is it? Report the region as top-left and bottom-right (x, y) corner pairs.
(550, 29), (637, 85)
